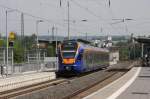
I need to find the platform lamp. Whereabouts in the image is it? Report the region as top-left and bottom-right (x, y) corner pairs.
(36, 20), (44, 71)
(81, 19), (88, 40)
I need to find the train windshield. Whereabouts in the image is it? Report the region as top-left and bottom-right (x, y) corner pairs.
(61, 41), (77, 51)
(63, 52), (76, 58)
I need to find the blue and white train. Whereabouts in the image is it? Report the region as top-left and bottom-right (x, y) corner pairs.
(57, 39), (110, 75)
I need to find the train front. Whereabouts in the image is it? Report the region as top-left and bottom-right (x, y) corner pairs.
(57, 40), (83, 75)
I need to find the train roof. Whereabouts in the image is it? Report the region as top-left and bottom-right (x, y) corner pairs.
(63, 39), (91, 44)
(62, 39), (109, 52)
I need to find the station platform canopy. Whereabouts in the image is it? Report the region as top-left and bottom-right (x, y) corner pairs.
(134, 37), (150, 44)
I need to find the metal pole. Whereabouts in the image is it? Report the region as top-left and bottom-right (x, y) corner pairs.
(36, 21), (39, 49)
(44, 51), (45, 61)
(55, 27), (58, 70)
(5, 9), (15, 75)
(128, 47), (130, 60)
(21, 13), (24, 62)
(67, 1), (70, 40)
(36, 21), (39, 71)
(125, 24), (128, 33)
(28, 53), (29, 63)
(141, 43), (144, 58)
(55, 27), (58, 55)
(133, 40), (135, 59)
(6, 10), (8, 76)
(12, 48), (13, 73)
(36, 20), (43, 71)
(21, 13), (24, 40)
(52, 26), (55, 41)
(86, 33), (87, 41)
(3, 49), (5, 64)
(48, 29), (50, 41)
(39, 50), (40, 64)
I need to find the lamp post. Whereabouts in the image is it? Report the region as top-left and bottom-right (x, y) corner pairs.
(81, 19), (88, 40)
(55, 27), (58, 71)
(36, 20), (44, 48)
(36, 20), (43, 70)
(111, 18), (134, 25)
(5, 9), (15, 76)
(64, 19), (88, 40)
(21, 13), (25, 62)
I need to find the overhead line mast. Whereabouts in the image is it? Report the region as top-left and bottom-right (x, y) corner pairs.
(67, 1), (70, 40)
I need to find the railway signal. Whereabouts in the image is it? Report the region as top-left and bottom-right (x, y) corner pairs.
(9, 41), (14, 47)
(8, 32), (15, 47)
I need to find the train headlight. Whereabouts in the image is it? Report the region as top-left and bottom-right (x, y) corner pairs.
(65, 66), (71, 70)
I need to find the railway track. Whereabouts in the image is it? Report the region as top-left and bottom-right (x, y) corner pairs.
(0, 70), (100, 99)
(68, 61), (138, 99)
(0, 61), (137, 99)
(0, 78), (67, 99)
(70, 71), (126, 99)
(0, 73), (91, 99)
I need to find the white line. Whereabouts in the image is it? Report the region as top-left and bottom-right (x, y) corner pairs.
(107, 67), (141, 99)
(83, 67), (141, 99)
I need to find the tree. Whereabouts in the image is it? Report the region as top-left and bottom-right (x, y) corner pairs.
(14, 37), (24, 63)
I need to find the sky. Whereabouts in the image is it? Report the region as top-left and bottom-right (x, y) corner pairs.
(0, 0), (150, 37)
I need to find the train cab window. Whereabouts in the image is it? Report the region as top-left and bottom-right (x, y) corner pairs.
(61, 42), (77, 51)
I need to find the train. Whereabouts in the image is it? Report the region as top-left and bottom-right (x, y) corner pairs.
(57, 39), (110, 75)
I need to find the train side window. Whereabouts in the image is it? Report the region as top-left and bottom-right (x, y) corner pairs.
(78, 53), (83, 60)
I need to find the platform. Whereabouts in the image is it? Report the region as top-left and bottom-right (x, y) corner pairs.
(0, 72), (56, 92)
(116, 67), (150, 99)
(83, 66), (145, 99)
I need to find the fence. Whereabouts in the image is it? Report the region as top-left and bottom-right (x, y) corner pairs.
(26, 49), (46, 63)
(0, 47), (14, 75)
(0, 48), (5, 65)
(0, 47), (58, 76)
(12, 57), (58, 74)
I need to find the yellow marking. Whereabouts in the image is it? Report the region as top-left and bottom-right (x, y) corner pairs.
(63, 58), (75, 64)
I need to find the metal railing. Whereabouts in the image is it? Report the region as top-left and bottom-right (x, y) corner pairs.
(0, 57), (58, 77)
(13, 61), (57, 74)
